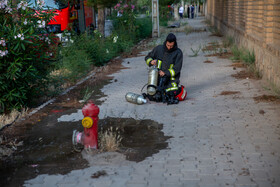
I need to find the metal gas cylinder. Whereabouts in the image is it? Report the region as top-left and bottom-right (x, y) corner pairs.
(147, 66), (158, 95)
(125, 92), (147, 105)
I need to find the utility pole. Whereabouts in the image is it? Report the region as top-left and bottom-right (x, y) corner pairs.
(152, 0), (159, 37)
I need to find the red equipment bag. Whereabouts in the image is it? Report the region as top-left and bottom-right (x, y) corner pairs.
(175, 85), (187, 101)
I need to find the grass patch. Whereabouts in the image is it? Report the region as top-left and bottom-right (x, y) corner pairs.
(209, 26), (223, 37)
(222, 36), (234, 48)
(189, 45), (201, 57)
(230, 45), (242, 61)
(99, 127), (122, 152)
(0, 108), (28, 129)
(185, 26), (194, 35)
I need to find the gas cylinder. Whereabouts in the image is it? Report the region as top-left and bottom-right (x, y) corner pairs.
(125, 92), (147, 104)
(147, 66), (158, 95)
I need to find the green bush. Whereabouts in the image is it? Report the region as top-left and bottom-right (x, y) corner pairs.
(222, 36), (234, 48)
(159, 5), (173, 27)
(57, 28), (136, 80)
(59, 48), (91, 81)
(135, 17), (152, 40)
(230, 44), (255, 65)
(230, 45), (242, 61)
(241, 49), (255, 65)
(0, 0), (57, 113)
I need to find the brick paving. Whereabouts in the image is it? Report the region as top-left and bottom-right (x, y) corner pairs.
(25, 17), (280, 187)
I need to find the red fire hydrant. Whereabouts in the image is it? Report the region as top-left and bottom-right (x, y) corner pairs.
(72, 101), (100, 149)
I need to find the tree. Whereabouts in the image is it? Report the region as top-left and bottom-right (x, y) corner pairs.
(87, 0), (118, 35)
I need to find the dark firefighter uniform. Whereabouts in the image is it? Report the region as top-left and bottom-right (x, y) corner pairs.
(145, 40), (183, 93)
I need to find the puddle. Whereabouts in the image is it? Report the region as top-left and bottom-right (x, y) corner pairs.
(100, 117), (171, 162)
(0, 117), (170, 186)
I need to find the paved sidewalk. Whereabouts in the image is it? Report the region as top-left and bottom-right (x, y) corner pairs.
(25, 17), (280, 187)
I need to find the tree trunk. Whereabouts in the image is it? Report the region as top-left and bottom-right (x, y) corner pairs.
(174, 4), (179, 20)
(97, 4), (105, 36)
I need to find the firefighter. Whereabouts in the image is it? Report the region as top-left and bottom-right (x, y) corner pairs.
(145, 33), (184, 104)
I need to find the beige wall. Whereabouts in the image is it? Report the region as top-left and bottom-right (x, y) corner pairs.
(205, 0), (280, 89)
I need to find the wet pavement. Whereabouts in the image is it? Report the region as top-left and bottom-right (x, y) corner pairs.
(2, 16), (280, 187)
(1, 116), (169, 187)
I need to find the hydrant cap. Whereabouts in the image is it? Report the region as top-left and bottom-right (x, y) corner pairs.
(82, 102), (100, 117)
(82, 117), (94, 128)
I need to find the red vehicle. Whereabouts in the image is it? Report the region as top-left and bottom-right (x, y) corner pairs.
(31, 0), (95, 34)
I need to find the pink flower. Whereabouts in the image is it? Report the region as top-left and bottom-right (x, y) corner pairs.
(124, 4), (128, 8)
(116, 3), (120, 7)
(131, 5), (135, 10)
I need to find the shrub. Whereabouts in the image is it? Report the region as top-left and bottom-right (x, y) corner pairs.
(0, 0), (57, 113)
(222, 36), (234, 48)
(112, 1), (137, 40)
(241, 49), (255, 65)
(230, 44), (242, 61)
(135, 17), (152, 40)
(59, 48), (91, 81)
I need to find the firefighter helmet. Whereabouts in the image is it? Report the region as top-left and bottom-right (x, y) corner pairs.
(175, 85), (187, 101)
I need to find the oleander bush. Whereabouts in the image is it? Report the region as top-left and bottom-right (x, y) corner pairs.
(0, 0), (57, 113)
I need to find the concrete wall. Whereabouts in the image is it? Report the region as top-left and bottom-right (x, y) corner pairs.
(205, 0), (280, 89)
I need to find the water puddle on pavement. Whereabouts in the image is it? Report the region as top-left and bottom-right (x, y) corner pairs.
(0, 117), (170, 186)
(100, 117), (171, 162)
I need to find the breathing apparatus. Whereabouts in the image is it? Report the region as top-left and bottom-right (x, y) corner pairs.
(142, 59), (187, 104)
(125, 92), (147, 105)
(147, 65), (159, 96)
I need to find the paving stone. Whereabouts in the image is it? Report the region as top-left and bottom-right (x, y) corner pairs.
(126, 176), (147, 186)
(57, 176), (79, 184)
(42, 175), (64, 186)
(110, 178), (128, 187)
(147, 180), (162, 187)
(215, 176), (237, 186)
(180, 179), (199, 187)
(249, 169), (268, 180)
(125, 182), (148, 187)
(199, 166), (217, 175)
(181, 170), (199, 180)
(24, 184), (47, 187)
(255, 181), (273, 187)
(24, 175), (46, 185)
(164, 173), (183, 183)
(236, 176), (257, 186)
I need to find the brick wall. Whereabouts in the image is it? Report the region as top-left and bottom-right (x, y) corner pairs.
(205, 0), (280, 89)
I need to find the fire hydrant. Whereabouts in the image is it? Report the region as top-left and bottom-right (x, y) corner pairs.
(72, 101), (100, 149)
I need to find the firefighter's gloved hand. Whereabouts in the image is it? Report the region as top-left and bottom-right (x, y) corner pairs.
(151, 60), (157, 66)
(159, 70), (165, 77)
